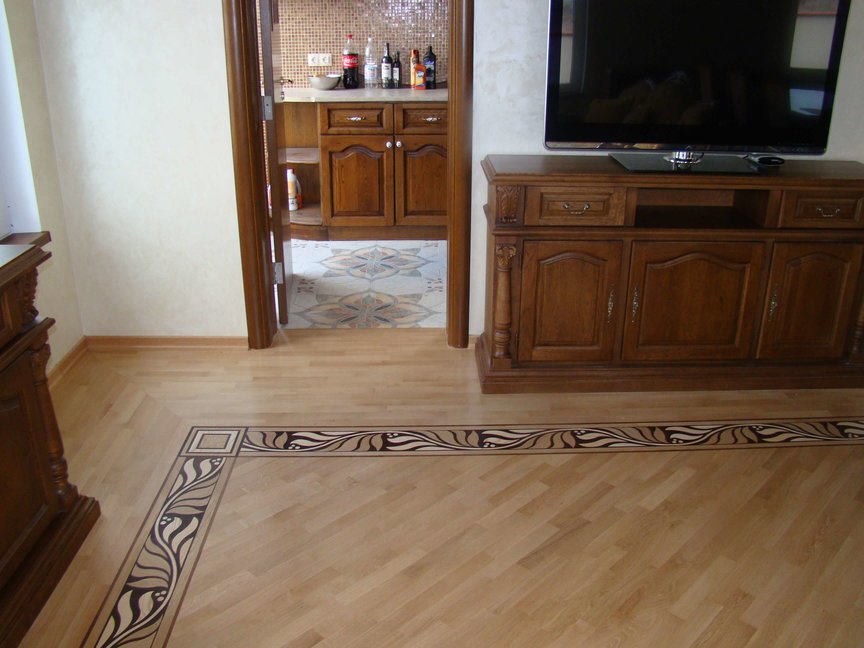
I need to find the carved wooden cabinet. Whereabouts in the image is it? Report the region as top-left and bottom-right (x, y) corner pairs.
(0, 241), (99, 646)
(478, 155), (864, 392)
(318, 102), (447, 230)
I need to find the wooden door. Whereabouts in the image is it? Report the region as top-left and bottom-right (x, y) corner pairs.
(0, 353), (58, 590)
(258, 0), (290, 325)
(395, 135), (448, 226)
(622, 241), (765, 361)
(320, 136), (395, 227)
(518, 240), (623, 363)
(757, 242), (863, 360)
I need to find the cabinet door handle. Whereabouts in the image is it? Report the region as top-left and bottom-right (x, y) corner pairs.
(631, 286), (640, 323)
(768, 287), (780, 321)
(815, 206), (842, 218)
(424, 116), (441, 122)
(346, 116), (366, 122)
(607, 289), (615, 324)
(562, 201), (591, 215)
(386, 140), (393, 149)
(396, 140), (403, 148)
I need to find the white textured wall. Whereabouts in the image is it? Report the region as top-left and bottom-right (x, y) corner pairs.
(33, 0), (246, 337)
(4, 0), (84, 363)
(468, 0), (864, 334)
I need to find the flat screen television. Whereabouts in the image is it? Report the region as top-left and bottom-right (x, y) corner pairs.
(544, 0), (852, 173)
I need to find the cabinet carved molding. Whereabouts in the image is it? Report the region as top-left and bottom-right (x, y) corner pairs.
(492, 244), (517, 359)
(495, 185), (524, 225)
(478, 155), (864, 393)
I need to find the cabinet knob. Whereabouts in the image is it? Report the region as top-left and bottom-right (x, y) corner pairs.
(386, 140), (393, 149)
(815, 206), (842, 218)
(396, 140), (403, 148)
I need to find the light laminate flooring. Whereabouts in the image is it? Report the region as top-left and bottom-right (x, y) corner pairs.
(20, 329), (864, 647)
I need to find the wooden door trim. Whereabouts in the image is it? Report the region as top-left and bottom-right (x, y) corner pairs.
(224, 0), (473, 348)
(447, 0), (473, 348)
(222, 0), (276, 349)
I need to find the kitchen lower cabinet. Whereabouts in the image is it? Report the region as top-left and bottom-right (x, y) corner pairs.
(320, 135), (395, 227)
(477, 154), (864, 392)
(395, 134), (448, 226)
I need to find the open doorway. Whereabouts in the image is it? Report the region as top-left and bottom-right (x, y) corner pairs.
(222, 0), (472, 347)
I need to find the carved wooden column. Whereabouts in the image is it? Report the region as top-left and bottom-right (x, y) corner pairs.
(492, 244), (517, 359)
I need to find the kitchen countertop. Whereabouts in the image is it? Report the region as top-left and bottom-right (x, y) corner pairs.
(278, 87), (448, 103)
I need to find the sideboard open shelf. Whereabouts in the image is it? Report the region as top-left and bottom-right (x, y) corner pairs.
(477, 154), (864, 393)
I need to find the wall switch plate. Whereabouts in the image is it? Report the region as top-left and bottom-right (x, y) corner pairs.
(307, 53), (331, 66)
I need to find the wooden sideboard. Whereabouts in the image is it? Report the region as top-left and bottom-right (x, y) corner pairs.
(0, 241), (99, 645)
(477, 154), (864, 393)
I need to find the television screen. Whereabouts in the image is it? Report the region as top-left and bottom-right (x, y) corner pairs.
(545, 0), (851, 156)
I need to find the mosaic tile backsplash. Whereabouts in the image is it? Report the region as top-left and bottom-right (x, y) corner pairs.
(276, 0), (448, 88)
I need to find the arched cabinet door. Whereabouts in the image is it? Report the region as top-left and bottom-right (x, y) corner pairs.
(518, 240), (623, 363)
(757, 243), (863, 360)
(622, 241), (765, 362)
(394, 135), (448, 227)
(320, 136), (394, 227)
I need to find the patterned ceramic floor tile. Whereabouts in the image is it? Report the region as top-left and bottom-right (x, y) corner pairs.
(287, 240), (446, 329)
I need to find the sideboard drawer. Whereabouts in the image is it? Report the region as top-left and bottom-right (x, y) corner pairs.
(779, 190), (864, 228)
(319, 103), (393, 134)
(526, 187), (626, 226)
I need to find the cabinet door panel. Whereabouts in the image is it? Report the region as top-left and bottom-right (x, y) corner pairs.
(623, 242), (764, 361)
(518, 241), (622, 363)
(320, 136), (394, 227)
(395, 135), (447, 227)
(757, 243), (863, 360)
(0, 354), (57, 590)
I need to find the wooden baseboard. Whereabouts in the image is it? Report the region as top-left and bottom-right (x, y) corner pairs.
(48, 336), (89, 389)
(84, 336), (249, 350)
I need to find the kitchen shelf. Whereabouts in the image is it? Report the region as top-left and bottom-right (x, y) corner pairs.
(282, 204), (323, 227)
(279, 147), (320, 165)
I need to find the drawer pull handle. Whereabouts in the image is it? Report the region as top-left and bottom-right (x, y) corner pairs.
(768, 287), (780, 321)
(631, 286), (640, 323)
(346, 116), (366, 122)
(424, 116), (441, 122)
(815, 206), (842, 218)
(607, 289), (615, 324)
(562, 201), (591, 215)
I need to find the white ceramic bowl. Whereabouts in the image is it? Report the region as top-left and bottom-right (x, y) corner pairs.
(309, 74), (341, 90)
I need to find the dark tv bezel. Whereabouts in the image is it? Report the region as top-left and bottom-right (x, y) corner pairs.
(543, 0), (852, 156)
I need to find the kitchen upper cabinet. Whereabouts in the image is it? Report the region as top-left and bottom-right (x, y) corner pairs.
(622, 241), (766, 362)
(518, 240), (623, 363)
(757, 242), (863, 360)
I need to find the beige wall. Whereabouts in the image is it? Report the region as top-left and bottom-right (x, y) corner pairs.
(469, 0), (864, 333)
(31, 0), (246, 339)
(4, 0), (84, 364)
(9, 1), (864, 346)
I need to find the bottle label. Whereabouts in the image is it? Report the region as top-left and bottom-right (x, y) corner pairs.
(342, 53), (358, 69)
(393, 68), (401, 84)
(381, 64), (392, 79)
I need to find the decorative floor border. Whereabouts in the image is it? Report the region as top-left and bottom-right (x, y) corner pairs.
(81, 419), (864, 647)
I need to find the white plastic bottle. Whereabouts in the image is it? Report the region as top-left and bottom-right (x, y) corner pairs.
(363, 36), (378, 88)
(286, 168), (300, 211)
